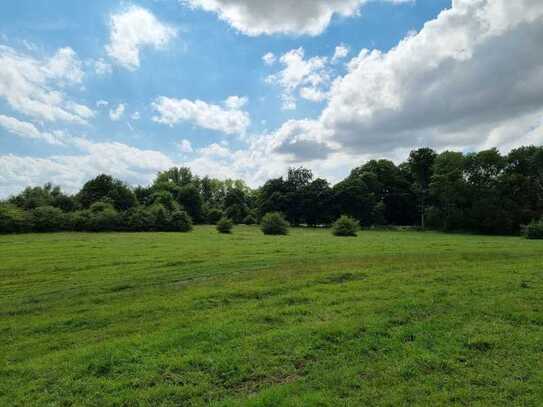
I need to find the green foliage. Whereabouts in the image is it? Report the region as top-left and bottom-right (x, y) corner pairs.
(242, 214), (256, 225)
(149, 204), (171, 231)
(78, 174), (136, 211)
(170, 210), (193, 232)
(0, 204), (30, 233)
(261, 212), (289, 235)
(525, 219), (543, 240)
(122, 207), (156, 232)
(216, 217), (233, 234)
(31, 206), (66, 232)
(207, 208), (224, 224)
(332, 215), (359, 237)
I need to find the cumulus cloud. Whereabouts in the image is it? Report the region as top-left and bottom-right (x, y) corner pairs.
(266, 47), (332, 109)
(106, 6), (177, 70)
(0, 45), (94, 124)
(109, 104), (125, 121)
(152, 96), (250, 135)
(318, 0), (543, 155)
(0, 138), (175, 198)
(182, 0), (410, 36)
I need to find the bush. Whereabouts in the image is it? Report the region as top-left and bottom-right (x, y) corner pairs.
(207, 208), (224, 224)
(525, 219), (543, 240)
(149, 204), (171, 231)
(332, 215), (359, 237)
(261, 212), (289, 235)
(171, 210), (193, 232)
(243, 214), (256, 225)
(216, 217), (233, 234)
(87, 206), (120, 232)
(122, 207), (156, 232)
(0, 204), (31, 233)
(31, 206), (66, 232)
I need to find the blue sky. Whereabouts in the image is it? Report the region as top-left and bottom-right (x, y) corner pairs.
(1, 0), (542, 196)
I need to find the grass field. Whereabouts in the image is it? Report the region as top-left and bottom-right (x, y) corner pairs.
(1, 227), (543, 406)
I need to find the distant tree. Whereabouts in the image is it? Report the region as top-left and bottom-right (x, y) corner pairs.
(428, 151), (468, 231)
(302, 178), (334, 226)
(408, 148), (437, 228)
(176, 184), (204, 223)
(78, 175), (137, 211)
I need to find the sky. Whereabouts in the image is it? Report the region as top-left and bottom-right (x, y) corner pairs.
(0, 0), (542, 197)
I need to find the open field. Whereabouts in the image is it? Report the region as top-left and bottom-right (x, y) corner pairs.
(1, 227), (543, 406)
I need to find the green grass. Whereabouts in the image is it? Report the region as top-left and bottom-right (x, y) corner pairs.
(1, 227), (543, 406)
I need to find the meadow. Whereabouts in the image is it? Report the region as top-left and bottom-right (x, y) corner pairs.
(1, 227), (543, 406)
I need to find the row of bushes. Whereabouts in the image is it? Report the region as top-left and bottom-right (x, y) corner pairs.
(0, 203), (194, 233)
(4, 200), (541, 240)
(1, 202), (363, 238)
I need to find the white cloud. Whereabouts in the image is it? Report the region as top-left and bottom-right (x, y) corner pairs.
(0, 115), (65, 145)
(182, 0), (363, 36)
(266, 47), (331, 109)
(106, 6), (177, 71)
(332, 44), (350, 63)
(96, 100), (109, 108)
(109, 103), (125, 121)
(94, 58), (113, 75)
(182, 0), (410, 36)
(131, 111), (141, 121)
(178, 139), (193, 153)
(43, 47), (84, 84)
(152, 96), (250, 135)
(318, 0), (543, 155)
(262, 52), (276, 65)
(224, 95), (248, 110)
(0, 138), (175, 198)
(0, 45), (94, 124)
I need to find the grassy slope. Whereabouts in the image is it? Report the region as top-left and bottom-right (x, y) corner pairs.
(1, 227), (542, 406)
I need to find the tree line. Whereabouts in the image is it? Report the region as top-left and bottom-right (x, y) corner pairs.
(1, 146), (542, 235)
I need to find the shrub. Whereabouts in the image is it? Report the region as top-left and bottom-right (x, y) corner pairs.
(261, 212), (289, 235)
(525, 219), (543, 240)
(122, 207), (156, 232)
(149, 204), (171, 231)
(332, 215), (359, 237)
(207, 208), (224, 224)
(87, 207), (120, 232)
(0, 204), (31, 234)
(171, 210), (193, 232)
(216, 217), (233, 234)
(31, 206), (66, 232)
(243, 214), (256, 225)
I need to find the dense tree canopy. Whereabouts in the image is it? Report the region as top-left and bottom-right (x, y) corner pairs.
(2, 146), (542, 235)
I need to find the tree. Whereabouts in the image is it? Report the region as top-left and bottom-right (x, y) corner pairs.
(428, 151), (468, 231)
(78, 175), (137, 211)
(176, 184), (204, 223)
(408, 148), (437, 228)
